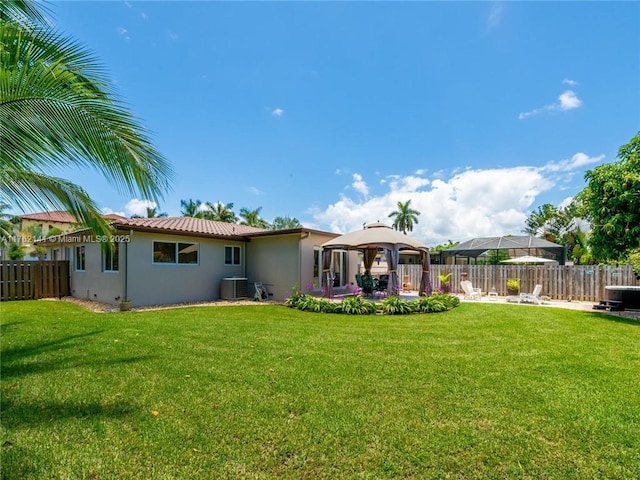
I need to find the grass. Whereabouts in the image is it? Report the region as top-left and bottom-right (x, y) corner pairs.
(1, 300), (639, 479)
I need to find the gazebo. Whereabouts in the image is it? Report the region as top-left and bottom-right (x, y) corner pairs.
(321, 222), (431, 297)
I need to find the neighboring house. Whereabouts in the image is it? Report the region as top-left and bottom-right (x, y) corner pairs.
(18, 211), (126, 261)
(38, 216), (358, 307)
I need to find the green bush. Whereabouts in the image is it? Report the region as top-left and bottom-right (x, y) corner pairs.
(337, 295), (377, 315)
(284, 291), (459, 316)
(414, 292), (460, 313)
(380, 296), (414, 315)
(432, 292), (460, 308)
(290, 294), (336, 313)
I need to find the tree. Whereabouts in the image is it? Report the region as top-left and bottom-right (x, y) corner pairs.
(239, 206), (269, 229)
(523, 204), (560, 241)
(0, 202), (16, 243)
(271, 216), (302, 230)
(388, 200), (420, 234)
(206, 201), (238, 223)
(577, 132), (640, 261)
(132, 206), (167, 218)
(1, 1), (172, 239)
(180, 199), (202, 218)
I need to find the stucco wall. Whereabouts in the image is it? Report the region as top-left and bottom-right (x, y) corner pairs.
(245, 231), (358, 301)
(245, 234), (300, 301)
(65, 241), (125, 305)
(125, 231), (246, 307)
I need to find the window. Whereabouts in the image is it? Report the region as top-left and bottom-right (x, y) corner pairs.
(103, 244), (119, 271)
(178, 242), (198, 264)
(224, 246), (241, 265)
(75, 245), (85, 271)
(153, 241), (198, 265)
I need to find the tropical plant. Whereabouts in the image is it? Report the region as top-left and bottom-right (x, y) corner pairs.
(576, 132), (640, 262)
(507, 278), (520, 292)
(430, 291), (460, 309)
(239, 206), (269, 229)
(131, 206), (167, 219)
(1, 1), (172, 239)
(180, 199), (202, 218)
(271, 215), (302, 230)
(438, 271), (452, 293)
(413, 295), (447, 313)
(338, 295), (377, 315)
(388, 199), (420, 234)
(379, 296), (413, 315)
(627, 249), (640, 281)
(206, 201), (238, 223)
(6, 240), (24, 260)
(0, 202), (17, 246)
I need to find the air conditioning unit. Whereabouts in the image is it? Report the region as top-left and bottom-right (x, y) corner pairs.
(220, 277), (249, 300)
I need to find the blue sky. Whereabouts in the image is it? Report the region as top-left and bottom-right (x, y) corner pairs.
(46, 1), (639, 245)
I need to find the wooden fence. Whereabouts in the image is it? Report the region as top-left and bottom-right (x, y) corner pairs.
(397, 264), (638, 302)
(0, 261), (70, 301)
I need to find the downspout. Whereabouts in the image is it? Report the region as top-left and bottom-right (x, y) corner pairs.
(124, 230), (132, 301)
(243, 239), (248, 279)
(300, 231), (310, 290)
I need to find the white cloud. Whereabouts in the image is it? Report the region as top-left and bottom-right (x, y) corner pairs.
(249, 186), (262, 195)
(351, 173), (369, 197)
(116, 27), (130, 41)
(124, 199), (157, 217)
(308, 163), (583, 246)
(562, 78), (578, 87)
(140, 12), (148, 20)
(543, 152), (604, 172)
(487, 2), (504, 29)
(558, 90), (582, 110)
(168, 31), (179, 41)
(124, 1), (132, 8)
(519, 86), (583, 119)
(271, 108), (284, 117)
(101, 207), (126, 217)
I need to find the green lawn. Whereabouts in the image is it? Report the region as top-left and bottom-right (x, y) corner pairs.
(1, 301), (639, 479)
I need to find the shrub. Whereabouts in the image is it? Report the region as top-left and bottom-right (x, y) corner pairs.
(380, 296), (414, 315)
(414, 292), (460, 313)
(337, 295), (377, 315)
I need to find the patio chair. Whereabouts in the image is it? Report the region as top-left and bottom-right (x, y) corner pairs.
(519, 284), (543, 305)
(374, 274), (388, 292)
(254, 282), (269, 301)
(460, 280), (482, 300)
(356, 273), (374, 296)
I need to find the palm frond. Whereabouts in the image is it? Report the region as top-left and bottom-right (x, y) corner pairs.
(0, 20), (173, 203)
(1, 166), (112, 238)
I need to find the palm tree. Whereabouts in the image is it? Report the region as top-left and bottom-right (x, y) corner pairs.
(132, 206), (168, 218)
(180, 199), (202, 217)
(388, 200), (420, 234)
(271, 216), (302, 230)
(239, 206), (269, 229)
(206, 201), (238, 223)
(1, 1), (172, 238)
(0, 202), (16, 242)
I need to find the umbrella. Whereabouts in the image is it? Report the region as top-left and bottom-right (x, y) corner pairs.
(501, 255), (555, 264)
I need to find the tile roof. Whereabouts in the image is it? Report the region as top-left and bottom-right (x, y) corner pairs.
(20, 210), (77, 223)
(112, 217), (268, 237)
(20, 211), (128, 223)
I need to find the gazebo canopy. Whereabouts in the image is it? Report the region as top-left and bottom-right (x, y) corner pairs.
(321, 222), (431, 297)
(441, 235), (565, 264)
(321, 222), (429, 252)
